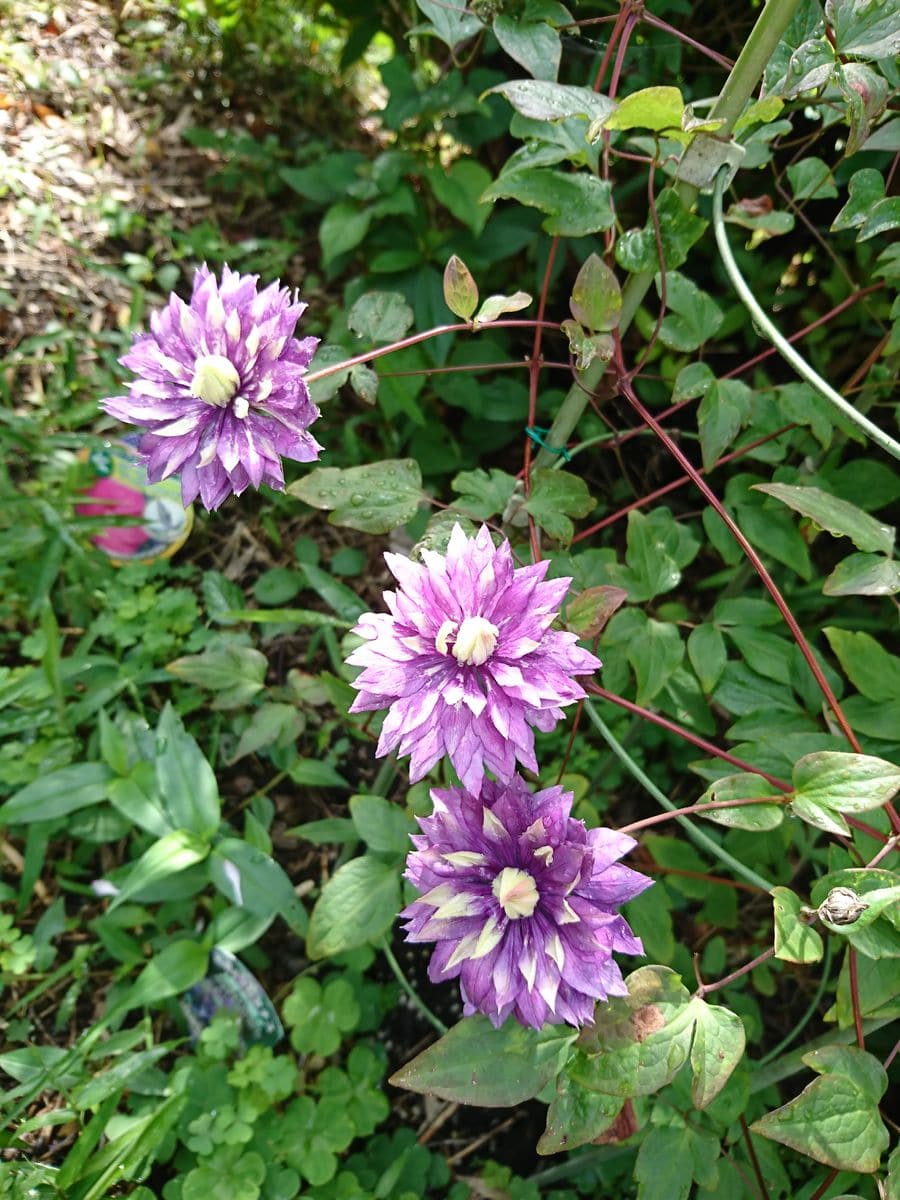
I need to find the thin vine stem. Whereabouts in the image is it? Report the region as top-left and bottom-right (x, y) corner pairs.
(381, 939), (448, 1036)
(583, 700), (777, 894)
(756, 937), (835, 1067)
(304, 319), (560, 384)
(613, 365), (875, 768)
(586, 683), (790, 790)
(617, 796), (785, 836)
(712, 167), (900, 462)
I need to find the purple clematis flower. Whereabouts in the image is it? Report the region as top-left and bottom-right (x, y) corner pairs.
(402, 775), (651, 1029)
(102, 265), (322, 510)
(346, 524), (602, 793)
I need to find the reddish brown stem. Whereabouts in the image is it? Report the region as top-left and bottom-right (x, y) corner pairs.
(586, 682), (790, 790)
(697, 945), (776, 998)
(738, 1115), (771, 1200)
(613, 361), (867, 760)
(573, 424), (795, 543)
(848, 948), (866, 1050)
(304, 319), (560, 383)
(523, 237), (561, 562)
(641, 11), (735, 70)
(808, 1170), (840, 1200)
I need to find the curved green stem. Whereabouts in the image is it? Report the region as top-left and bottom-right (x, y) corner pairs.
(712, 168), (900, 462)
(584, 700), (776, 894)
(381, 938), (448, 1035)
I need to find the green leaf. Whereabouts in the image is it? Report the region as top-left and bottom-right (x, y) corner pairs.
(790, 794), (851, 837)
(635, 1126), (694, 1200)
(110, 830), (210, 910)
(390, 1016), (576, 1106)
(493, 13), (561, 82)
(696, 774), (784, 832)
(572, 965), (695, 1096)
(615, 190), (707, 274)
(786, 156), (838, 201)
(154, 705), (220, 838)
(826, 0), (900, 58)
(627, 619), (684, 706)
(426, 160), (493, 236)
(824, 553), (900, 597)
(832, 168), (900, 241)
(297, 562), (365, 623)
(414, 0), (481, 49)
(350, 363), (378, 404)
(824, 628), (900, 701)
(537, 1072), (622, 1154)
(688, 999), (746, 1108)
(349, 794), (413, 858)
(805, 1044), (888, 1103)
(473, 290), (533, 325)
(306, 855), (401, 959)
(289, 760), (351, 790)
(289, 816), (358, 844)
(450, 468), (516, 520)
(602, 86), (685, 136)
(209, 839), (308, 934)
(320, 202), (371, 266)
(751, 1070), (889, 1173)
(347, 291), (415, 344)
(565, 586), (627, 640)
(486, 79), (615, 123)
(167, 642), (268, 710)
(752, 483), (894, 555)
(569, 253), (622, 332)
(483, 168), (615, 236)
(792, 751), (900, 814)
(687, 624), (726, 694)
(443, 255), (479, 320)
(121, 939), (209, 1013)
(523, 468), (594, 543)
(284, 976), (360, 1057)
(673, 362), (715, 402)
(697, 380), (752, 471)
(657, 272), (723, 353)
(0, 762), (113, 825)
(560, 322), (614, 371)
(254, 567), (303, 606)
(230, 702), (304, 763)
(611, 507), (700, 602)
(288, 459), (424, 534)
(772, 886), (824, 964)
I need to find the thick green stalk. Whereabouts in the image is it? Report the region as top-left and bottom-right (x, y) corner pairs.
(533, 0), (804, 469)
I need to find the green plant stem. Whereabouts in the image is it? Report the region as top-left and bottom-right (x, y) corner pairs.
(370, 754), (399, 798)
(381, 938), (448, 1036)
(756, 936), (834, 1067)
(533, 0), (804, 470)
(584, 700), (776, 893)
(712, 168), (900, 461)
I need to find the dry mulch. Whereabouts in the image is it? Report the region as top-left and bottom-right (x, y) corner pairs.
(0, 0), (212, 351)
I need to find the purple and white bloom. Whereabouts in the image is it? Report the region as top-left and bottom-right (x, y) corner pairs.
(346, 524), (602, 793)
(402, 775), (651, 1029)
(102, 265), (322, 510)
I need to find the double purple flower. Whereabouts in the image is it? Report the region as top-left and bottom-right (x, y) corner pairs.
(347, 524), (602, 794)
(102, 266), (322, 510)
(403, 776), (651, 1029)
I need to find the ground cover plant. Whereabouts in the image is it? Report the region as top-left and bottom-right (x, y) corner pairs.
(1, 0), (899, 1197)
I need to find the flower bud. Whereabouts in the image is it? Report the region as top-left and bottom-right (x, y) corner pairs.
(817, 886), (868, 926)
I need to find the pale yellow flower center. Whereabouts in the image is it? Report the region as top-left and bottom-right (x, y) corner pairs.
(453, 616), (500, 665)
(492, 867), (539, 919)
(190, 354), (241, 407)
